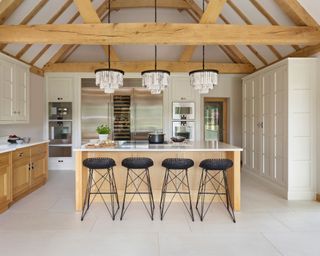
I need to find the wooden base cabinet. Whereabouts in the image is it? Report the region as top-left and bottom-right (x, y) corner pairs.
(12, 143), (48, 202)
(0, 152), (12, 213)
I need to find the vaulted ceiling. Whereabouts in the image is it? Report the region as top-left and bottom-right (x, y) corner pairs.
(0, 0), (319, 76)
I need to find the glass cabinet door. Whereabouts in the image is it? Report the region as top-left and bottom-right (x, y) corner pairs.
(204, 98), (228, 142)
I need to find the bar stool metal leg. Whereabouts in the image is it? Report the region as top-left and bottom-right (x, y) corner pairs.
(120, 167), (154, 221)
(223, 171), (236, 223)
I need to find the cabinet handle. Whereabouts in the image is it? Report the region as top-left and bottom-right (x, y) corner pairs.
(28, 163), (31, 171)
(58, 160), (64, 163)
(31, 163), (34, 170)
(13, 111), (17, 114)
(19, 152), (24, 157)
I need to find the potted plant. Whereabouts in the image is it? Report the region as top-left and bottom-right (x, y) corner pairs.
(96, 124), (111, 141)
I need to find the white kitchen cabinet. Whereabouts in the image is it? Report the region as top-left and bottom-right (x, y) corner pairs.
(47, 77), (73, 102)
(0, 55), (29, 124)
(242, 58), (317, 200)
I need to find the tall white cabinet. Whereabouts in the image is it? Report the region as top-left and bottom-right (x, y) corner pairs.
(0, 54), (29, 124)
(242, 58), (317, 200)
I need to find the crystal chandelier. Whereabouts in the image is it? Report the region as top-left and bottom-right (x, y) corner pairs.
(141, 0), (170, 94)
(189, 0), (218, 94)
(95, 0), (124, 94)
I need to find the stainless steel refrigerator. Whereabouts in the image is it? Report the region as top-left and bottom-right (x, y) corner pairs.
(81, 78), (163, 143)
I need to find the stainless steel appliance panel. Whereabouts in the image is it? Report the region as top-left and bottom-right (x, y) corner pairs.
(172, 121), (195, 141)
(81, 79), (113, 144)
(131, 89), (163, 140)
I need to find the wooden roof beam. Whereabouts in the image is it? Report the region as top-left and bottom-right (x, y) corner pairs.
(0, 0), (23, 24)
(0, 23), (319, 45)
(274, 0), (318, 26)
(15, 0), (73, 59)
(73, 0), (119, 61)
(0, 0), (49, 51)
(179, 0), (227, 62)
(249, 0), (299, 51)
(44, 61), (255, 74)
(227, 0), (282, 60)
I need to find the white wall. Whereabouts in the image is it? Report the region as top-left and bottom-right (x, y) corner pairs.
(0, 73), (45, 140)
(200, 74), (243, 147)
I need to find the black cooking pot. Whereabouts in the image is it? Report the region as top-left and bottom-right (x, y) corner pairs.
(148, 133), (165, 144)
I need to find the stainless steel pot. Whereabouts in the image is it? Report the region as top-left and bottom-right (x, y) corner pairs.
(148, 133), (165, 144)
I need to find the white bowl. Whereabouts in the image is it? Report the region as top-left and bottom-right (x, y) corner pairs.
(16, 140), (24, 144)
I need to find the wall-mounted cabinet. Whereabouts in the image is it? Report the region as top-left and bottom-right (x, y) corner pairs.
(0, 54), (29, 124)
(242, 58), (317, 200)
(47, 77), (73, 102)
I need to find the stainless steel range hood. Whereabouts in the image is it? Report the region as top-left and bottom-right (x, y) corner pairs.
(81, 78), (163, 143)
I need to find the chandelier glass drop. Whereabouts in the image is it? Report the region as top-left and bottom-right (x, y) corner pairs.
(141, 0), (170, 94)
(189, 0), (218, 94)
(95, 0), (124, 94)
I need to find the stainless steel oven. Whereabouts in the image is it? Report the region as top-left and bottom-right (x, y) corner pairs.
(172, 102), (195, 120)
(172, 121), (195, 141)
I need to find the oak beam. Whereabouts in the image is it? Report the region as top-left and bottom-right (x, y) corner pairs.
(73, 0), (119, 61)
(107, 0), (190, 10)
(249, 0), (299, 51)
(227, 0), (282, 59)
(179, 0), (227, 61)
(1, 23), (319, 45)
(44, 61), (255, 74)
(0, 0), (23, 24)
(274, 0), (318, 26)
(15, 0), (73, 59)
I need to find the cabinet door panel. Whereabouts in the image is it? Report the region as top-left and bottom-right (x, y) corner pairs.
(12, 164), (30, 198)
(48, 77), (73, 102)
(0, 61), (15, 121)
(0, 153), (11, 210)
(15, 65), (28, 121)
(31, 153), (47, 187)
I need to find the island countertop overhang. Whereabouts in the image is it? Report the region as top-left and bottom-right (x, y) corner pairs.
(74, 141), (243, 152)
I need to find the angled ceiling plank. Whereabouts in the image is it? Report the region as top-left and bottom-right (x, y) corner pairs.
(44, 61), (255, 74)
(227, 0), (282, 60)
(273, 0), (318, 26)
(1, 23), (319, 45)
(15, 0), (73, 59)
(0, 0), (23, 24)
(179, 0), (227, 61)
(0, 0), (49, 51)
(60, 45), (81, 63)
(249, 0), (300, 51)
(73, 0), (119, 61)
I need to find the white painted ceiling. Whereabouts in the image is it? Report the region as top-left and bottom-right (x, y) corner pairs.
(2, 0), (320, 69)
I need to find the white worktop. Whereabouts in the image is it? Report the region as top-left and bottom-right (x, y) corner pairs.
(0, 140), (49, 154)
(75, 141), (243, 152)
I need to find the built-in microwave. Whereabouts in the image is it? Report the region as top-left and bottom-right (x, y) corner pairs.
(172, 102), (195, 120)
(172, 121), (195, 141)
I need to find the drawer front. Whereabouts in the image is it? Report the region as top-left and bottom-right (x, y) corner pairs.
(0, 153), (10, 168)
(31, 143), (47, 156)
(12, 148), (30, 161)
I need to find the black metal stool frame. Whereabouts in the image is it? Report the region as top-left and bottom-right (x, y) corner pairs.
(81, 167), (119, 221)
(160, 167), (194, 221)
(196, 168), (236, 222)
(120, 167), (155, 220)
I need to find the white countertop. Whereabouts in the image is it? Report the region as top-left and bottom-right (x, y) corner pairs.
(0, 140), (49, 154)
(75, 141), (243, 152)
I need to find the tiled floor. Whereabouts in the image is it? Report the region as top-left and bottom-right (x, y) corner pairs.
(1, 171), (320, 256)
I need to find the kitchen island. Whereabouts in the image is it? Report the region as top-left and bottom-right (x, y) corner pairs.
(74, 141), (243, 211)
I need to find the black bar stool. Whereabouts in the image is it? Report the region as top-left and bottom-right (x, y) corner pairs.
(120, 157), (155, 220)
(196, 159), (236, 222)
(160, 158), (194, 221)
(81, 157), (119, 221)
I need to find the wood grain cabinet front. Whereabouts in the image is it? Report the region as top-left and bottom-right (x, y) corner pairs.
(0, 152), (12, 213)
(30, 144), (48, 188)
(12, 149), (31, 200)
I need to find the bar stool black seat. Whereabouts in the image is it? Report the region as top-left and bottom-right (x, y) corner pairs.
(120, 157), (155, 220)
(81, 157), (119, 221)
(160, 158), (195, 221)
(196, 159), (236, 222)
